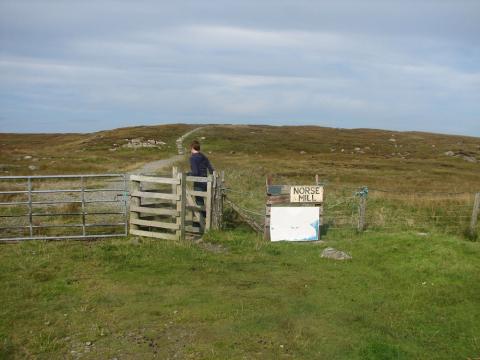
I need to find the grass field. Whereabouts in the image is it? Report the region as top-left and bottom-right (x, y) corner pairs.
(0, 124), (196, 175)
(177, 125), (480, 236)
(1, 124), (480, 359)
(1, 229), (479, 359)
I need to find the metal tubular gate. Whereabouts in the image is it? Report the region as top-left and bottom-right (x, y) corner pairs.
(0, 174), (128, 241)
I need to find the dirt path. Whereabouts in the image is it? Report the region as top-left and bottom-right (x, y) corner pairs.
(129, 126), (206, 176)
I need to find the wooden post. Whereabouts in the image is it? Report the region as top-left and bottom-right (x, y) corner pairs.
(171, 167), (177, 192)
(81, 176), (86, 236)
(123, 174), (129, 236)
(212, 171), (218, 229)
(27, 177), (33, 237)
(470, 192), (480, 236)
(205, 174), (213, 231)
(129, 179), (140, 233)
(176, 172), (186, 240)
(219, 170), (225, 230)
(358, 195), (367, 232)
(264, 175), (273, 240)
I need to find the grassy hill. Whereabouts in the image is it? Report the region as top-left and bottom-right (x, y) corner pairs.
(1, 124), (479, 192)
(0, 124), (197, 175)
(1, 124), (480, 359)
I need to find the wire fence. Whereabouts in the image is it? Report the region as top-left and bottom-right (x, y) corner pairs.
(223, 184), (480, 237)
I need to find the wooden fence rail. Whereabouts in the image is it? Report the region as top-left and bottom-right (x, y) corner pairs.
(129, 168), (223, 240)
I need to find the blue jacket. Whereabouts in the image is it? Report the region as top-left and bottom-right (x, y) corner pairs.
(189, 152), (214, 178)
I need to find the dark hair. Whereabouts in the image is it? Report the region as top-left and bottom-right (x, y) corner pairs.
(190, 140), (201, 151)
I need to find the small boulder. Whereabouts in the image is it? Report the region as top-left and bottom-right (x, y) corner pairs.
(321, 247), (352, 260)
(24, 155), (32, 160)
(28, 165), (38, 171)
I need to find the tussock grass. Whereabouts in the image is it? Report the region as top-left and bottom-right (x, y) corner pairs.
(180, 125), (480, 236)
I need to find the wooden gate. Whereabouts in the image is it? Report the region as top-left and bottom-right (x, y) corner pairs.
(129, 167), (223, 240)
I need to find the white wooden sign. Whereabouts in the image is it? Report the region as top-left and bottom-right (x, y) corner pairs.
(270, 207), (320, 241)
(290, 185), (323, 203)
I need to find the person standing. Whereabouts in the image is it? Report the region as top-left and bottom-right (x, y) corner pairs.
(188, 140), (214, 227)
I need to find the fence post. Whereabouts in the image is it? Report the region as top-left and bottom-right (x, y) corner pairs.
(129, 179), (140, 233)
(205, 174), (213, 231)
(211, 171), (225, 230)
(176, 172), (186, 240)
(470, 192), (480, 236)
(123, 174), (129, 236)
(212, 171), (218, 229)
(27, 177), (33, 237)
(264, 175), (273, 240)
(219, 170), (225, 229)
(81, 176), (86, 236)
(357, 187), (368, 232)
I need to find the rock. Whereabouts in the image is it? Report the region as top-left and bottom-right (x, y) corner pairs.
(388, 138), (396, 142)
(445, 151), (455, 156)
(122, 138), (165, 149)
(201, 136), (206, 140)
(461, 155), (477, 163)
(300, 150), (306, 154)
(354, 147), (361, 151)
(85, 341), (92, 346)
(321, 247), (352, 260)
(229, 151), (236, 154)
(28, 165), (38, 171)
(24, 155), (32, 160)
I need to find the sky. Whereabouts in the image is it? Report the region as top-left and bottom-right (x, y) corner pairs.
(0, 0), (479, 135)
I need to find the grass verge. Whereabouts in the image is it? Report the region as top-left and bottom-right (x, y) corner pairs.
(1, 229), (479, 359)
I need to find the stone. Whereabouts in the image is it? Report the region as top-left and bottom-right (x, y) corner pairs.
(300, 150), (306, 154)
(321, 247), (352, 260)
(462, 155), (477, 163)
(388, 138), (396, 142)
(28, 165), (38, 171)
(444, 151), (455, 156)
(24, 155), (32, 160)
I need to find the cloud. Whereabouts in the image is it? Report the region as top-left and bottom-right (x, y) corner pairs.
(0, 1), (479, 135)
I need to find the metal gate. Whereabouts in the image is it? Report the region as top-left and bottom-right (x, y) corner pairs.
(0, 174), (128, 241)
